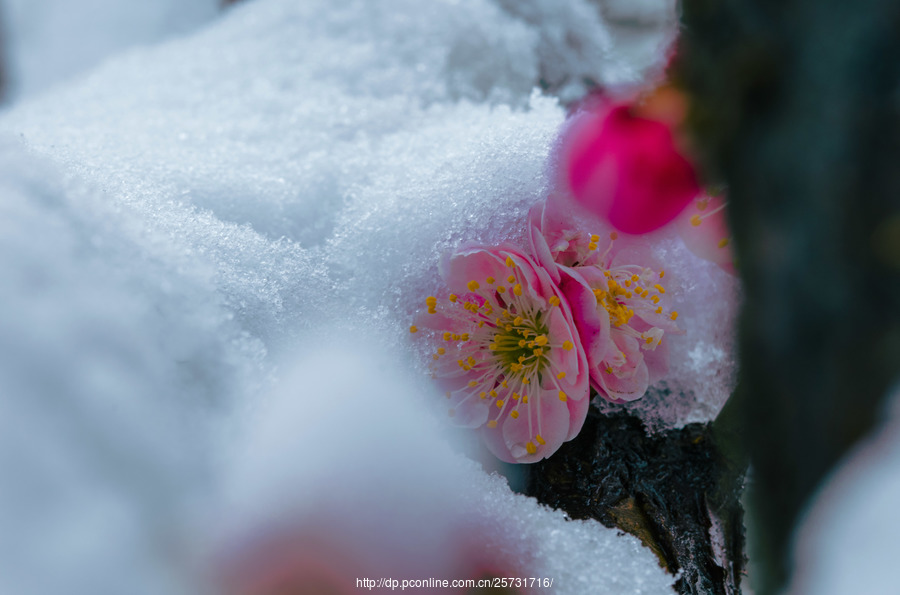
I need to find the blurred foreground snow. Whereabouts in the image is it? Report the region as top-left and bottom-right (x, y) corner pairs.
(0, 0), (726, 593)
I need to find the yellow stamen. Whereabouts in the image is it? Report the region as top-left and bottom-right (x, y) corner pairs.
(536, 434), (546, 445)
(513, 284), (523, 296)
(505, 256), (515, 267)
(549, 296), (560, 306)
(467, 280), (480, 291)
(557, 371), (566, 379)
(486, 276), (495, 284)
(449, 294), (458, 302)
(670, 311), (679, 321)
(409, 325), (418, 333)
(718, 237), (730, 249)
(511, 410), (519, 419)
(690, 214), (702, 227)
(534, 335), (548, 346)
(562, 341), (574, 351)
(654, 284), (666, 294)
(496, 400), (504, 408)
(526, 442), (537, 455)
(487, 420), (498, 429)
(559, 391), (567, 402)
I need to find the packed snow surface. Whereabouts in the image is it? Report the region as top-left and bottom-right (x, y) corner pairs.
(0, 0), (723, 593)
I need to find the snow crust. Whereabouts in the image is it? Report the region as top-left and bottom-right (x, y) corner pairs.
(0, 0), (701, 593)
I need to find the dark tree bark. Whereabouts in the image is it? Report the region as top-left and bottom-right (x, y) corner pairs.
(528, 407), (747, 595)
(674, 1), (900, 592)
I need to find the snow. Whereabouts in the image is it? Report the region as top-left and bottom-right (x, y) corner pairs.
(0, 0), (699, 593)
(0, 0), (220, 101)
(789, 383), (900, 594)
(212, 341), (675, 594)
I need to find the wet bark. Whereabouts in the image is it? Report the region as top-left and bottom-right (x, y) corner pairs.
(673, 1), (900, 592)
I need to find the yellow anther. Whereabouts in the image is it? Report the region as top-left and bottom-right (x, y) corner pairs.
(467, 280), (480, 291)
(690, 214), (702, 227)
(526, 442), (537, 455)
(562, 341), (574, 351)
(443, 332), (452, 341)
(409, 325), (418, 333)
(631, 275), (640, 282)
(432, 354), (439, 360)
(557, 372), (566, 379)
(718, 237), (730, 249)
(468, 380), (478, 388)
(518, 339), (527, 347)
(522, 377), (531, 385)
(488, 390), (497, 398)
(697, 198), (709, 211)
(501, 380), (508, 388)
(534, 335), (548, 346)
(505, 325), (513, 331)
(512, 392), (520, 400)
(426, 296), (437, 307)
(533, 348), (544, 357)
(523, 395), (529, 404)
(452, 334), (460, 341)
(487, 420), (498, 429)
(549, 295), (560, 306)
(486, 276), (495, 284)
(608, 279), (617, 290)
(659, 270), (665, 278)
(645, 337), (653, 345)
(559, 391), (567, 402)
(511, 410), (519, 419)
(656, 307), (663, 314)
(610, 232), (619, 240)
(513, 284), (523, 296)
(467, 356), (476, 365)
(536, 434), (546, 445)
(505, 256), (515, 267)
(457, 359), (465, 367)
(461, 333), (470, 341)
(588, 242), (598, 250)
(480, 391), (487, 399)
(478, 321), (485, 327)
(591, 234), (600, 243)
(652, 295), (660, 304)
(670, 311), (679, 321)
(449, 294), (458, 302)
(496, 400), (504, 408)
(606, 366), (613, 374)
(437, 347), (446, 355)
(527, 341), (534, 348)
(624, 280), (632, 287)
(497, 286), (506, 293)
(489, 343), (498, 350)
(513, 316), (524, 325)
(654, 284), (666, 294)
(507, 275), (516, 283)
(427, 307), (436, 314)
(603, 271), (612, 277)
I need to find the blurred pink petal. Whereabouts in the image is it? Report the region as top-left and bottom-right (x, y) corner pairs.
(562, 103), (700, 235)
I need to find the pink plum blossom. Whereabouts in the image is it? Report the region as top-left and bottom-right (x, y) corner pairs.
(561, 100), (700, 235)
(676, 193), (736, 274)
(530, 198), (682, 403)
(412, 244), (599, 463)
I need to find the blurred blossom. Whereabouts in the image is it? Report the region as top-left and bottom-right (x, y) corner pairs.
(675, 193), (735, 274)
(560, 95), (700, 235)
(207, 339), (523, 593)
